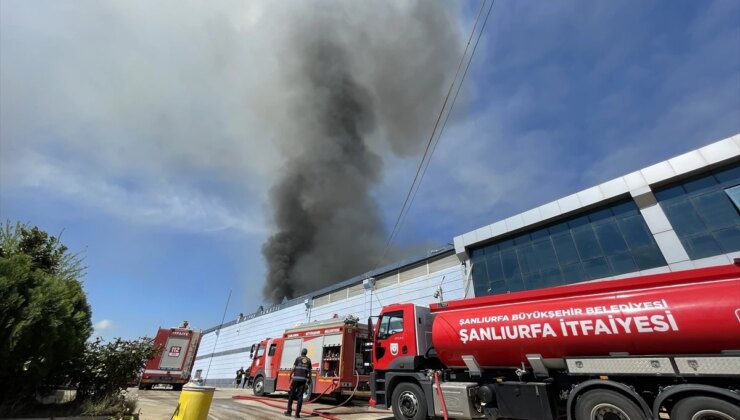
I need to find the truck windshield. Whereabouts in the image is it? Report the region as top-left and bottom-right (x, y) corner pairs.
(255, 344), (265, 358)
(378, 311), (404, 339)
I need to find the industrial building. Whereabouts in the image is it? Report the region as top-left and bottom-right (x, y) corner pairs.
(192, 133), (740, 387)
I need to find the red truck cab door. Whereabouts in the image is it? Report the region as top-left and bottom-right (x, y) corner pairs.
(373, 304), (418, 371)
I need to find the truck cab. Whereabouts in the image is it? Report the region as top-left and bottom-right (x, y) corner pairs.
(370, 303), (437, 410)
(246, 337), (283, 395)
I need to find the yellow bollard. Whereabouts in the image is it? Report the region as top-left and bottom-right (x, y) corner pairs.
(172, 385), (215, 420)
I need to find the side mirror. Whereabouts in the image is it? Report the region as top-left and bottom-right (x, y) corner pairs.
(367, 317), (374, 341)
(249, 344), (255, 359)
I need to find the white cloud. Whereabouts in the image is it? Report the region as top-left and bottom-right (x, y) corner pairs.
(94, 319), (114, 332)
(1, 0), (738, 248)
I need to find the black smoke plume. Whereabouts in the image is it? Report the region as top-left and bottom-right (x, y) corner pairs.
(262, 2), (461, 303)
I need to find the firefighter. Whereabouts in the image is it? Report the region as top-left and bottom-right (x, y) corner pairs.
(284, 348), (311, 418)
(235, 366), (245, 389)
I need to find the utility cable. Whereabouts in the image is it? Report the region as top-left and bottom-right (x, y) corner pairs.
(382, 0), (490, 258)
(406, 0), (496, 225)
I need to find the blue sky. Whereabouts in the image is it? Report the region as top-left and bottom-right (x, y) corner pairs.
(1, 1), (738, 341)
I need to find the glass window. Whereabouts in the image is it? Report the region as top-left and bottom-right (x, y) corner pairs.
(633, 246), (667, 270)
(470, 198), (667, 297)
(517, 244), (535, 275)
(255, 345), (265, 358)
(531, 228), (549, 239)
(501, 249), (519, 280)
(683, 175), (717, 193)
(588, 208), (613, 224)
(655, 163), (740, 259)
(724, 185), (740, 211)
(595, 222), (629, 254)
(541, 267), (564, 287)
(568, 215), (590, 229)
(522, 271), (541, 290)
(552, 233), (580, 265)
(611, 200), (639, 217)
(662, 199), (706, 236)
(268, 344), (277, 356)
(714, 227), (740, 253)
(472, 261), (489, 297)
(548, 222), (569, 234)
(583, 257), (610, 279)
(618, 215), (654, 249)
(692, 190), (737, 230)
(608, 252), (637, 274)
(378, 311), (404, 339)
(486, 252), (504, 284)
(506, 272), (525, 292)
(573, 226), (602, 260)
(561, 262), (585, 283)
(715, 165), (740, 183)
(681, 234), (722, 260)
(654, 185), (685, 203)
(532, 239), (558, 269)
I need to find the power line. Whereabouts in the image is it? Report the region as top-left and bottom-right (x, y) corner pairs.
(382, 0), (495, 257)
(400, 0), (496, 234)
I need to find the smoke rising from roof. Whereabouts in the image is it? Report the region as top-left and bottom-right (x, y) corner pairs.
(260, 2), (462, 303)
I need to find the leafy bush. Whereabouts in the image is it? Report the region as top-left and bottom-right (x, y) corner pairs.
(73, 337), (161, 399)
(0, 222), (92, 408)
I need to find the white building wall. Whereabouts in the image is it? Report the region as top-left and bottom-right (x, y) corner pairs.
(193, 256), (465, 387)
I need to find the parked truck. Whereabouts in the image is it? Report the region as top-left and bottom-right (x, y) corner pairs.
(369, 263), (740, 420)
(246, 316), (373, 400)
(139, 323), (202, 390)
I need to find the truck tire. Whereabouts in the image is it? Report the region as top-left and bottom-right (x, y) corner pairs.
(575, 389), (645, 420)
(670, 396), (740, 420)
(253, 376), (265, 397)
(391, 382), (428, 420)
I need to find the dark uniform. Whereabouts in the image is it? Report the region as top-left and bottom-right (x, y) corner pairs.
(285, 353), (312, 418)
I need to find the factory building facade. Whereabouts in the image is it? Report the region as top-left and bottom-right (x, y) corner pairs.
(192, 133), (739, 387)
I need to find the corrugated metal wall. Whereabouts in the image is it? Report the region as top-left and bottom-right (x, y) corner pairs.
(192, 253), (464, 387)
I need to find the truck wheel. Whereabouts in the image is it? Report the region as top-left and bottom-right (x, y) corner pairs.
(670, 396), (740, 420)
(391, 382), (428, 420)
(575, 389), (645, 420)
(253, 376), (265, 396)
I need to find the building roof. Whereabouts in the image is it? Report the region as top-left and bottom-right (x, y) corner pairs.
(203, 244), (455, 333)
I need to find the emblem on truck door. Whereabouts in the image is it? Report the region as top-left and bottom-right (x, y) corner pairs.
(390, 343), (399, 356)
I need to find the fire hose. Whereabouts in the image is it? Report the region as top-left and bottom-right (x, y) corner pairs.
(234, 378), (339, 419)
(311, 370), (360, 415)
(232, 394), (343, 420)
(433, 370), (449, 420)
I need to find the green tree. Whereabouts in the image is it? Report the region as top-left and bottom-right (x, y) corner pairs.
(0, 222), (92, 407)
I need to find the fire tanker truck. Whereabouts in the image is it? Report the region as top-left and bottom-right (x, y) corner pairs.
(246, 316), (373, 400)
(369, 263), (740, 420)
(139, 323), (202, 390)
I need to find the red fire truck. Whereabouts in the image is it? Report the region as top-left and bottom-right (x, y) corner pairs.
(139, 324), (202, 390)
(370, 264), (740, 420)
(246, 316), (372, 400)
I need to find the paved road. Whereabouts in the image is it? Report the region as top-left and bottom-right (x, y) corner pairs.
(131, 388), (394, 420)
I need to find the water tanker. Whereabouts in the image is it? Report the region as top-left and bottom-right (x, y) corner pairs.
(370, 264), (740, 420)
